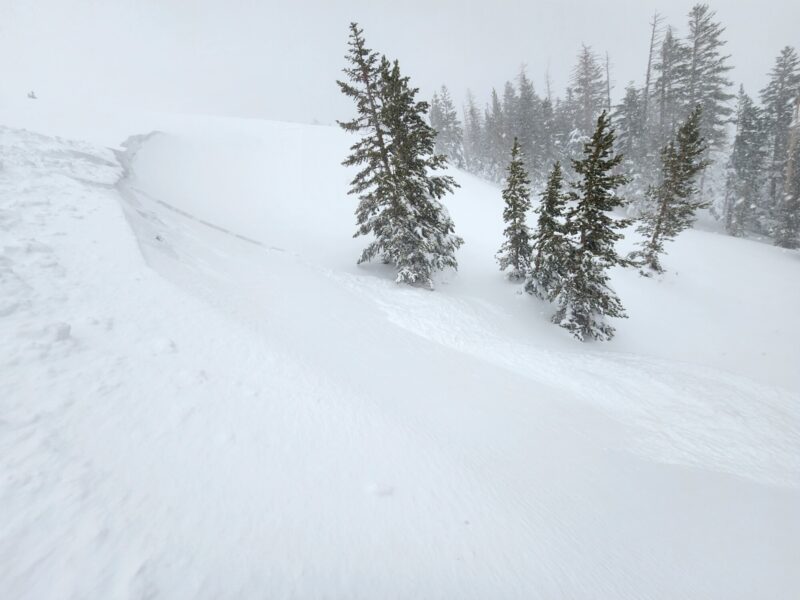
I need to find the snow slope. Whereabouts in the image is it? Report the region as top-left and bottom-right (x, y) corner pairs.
(1, 105), (799, 599)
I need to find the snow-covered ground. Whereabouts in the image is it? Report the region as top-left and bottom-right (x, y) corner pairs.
(2, 102), (799, 599)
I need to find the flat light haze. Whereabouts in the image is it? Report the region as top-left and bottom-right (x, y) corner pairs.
(0, 0), (797, 123)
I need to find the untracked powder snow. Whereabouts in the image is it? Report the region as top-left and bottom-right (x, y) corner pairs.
(1, 103), (799, 599)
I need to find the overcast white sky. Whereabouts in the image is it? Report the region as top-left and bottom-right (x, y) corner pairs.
(1, 0), (798, 123)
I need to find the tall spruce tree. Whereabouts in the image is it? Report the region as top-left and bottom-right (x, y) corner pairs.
(633, 106), (708, 273)
(540, 95), (559, 173)
(338, 24), (463, 288)
(502, 81), (519, 143)
(484, 89), (507, 181)
(723, 88), (767, 236)
(642, 12), (664, 141)
(429, 91), (444, 138)
(555, 90), (589, 172)
(463, 89), (485, 175)
(516, 68), (544, 182)
(496, 138), (533, 280)
(775, 96), (800, 248)
(654, 26), (690, 148)
(553, 112), (630, 341)
(337, 23), (395, 259)
(760, 47), (800, 215)
(637, 13), (665, 196)
(430, 85), (464, 168)
(526, 162), (569, 300)
(614, 83), (646, 203)
(571, 45), (607, 137)
(685, 3), (734, 153)
(604, 52), (613, 114)
(615, 84), (644, 163)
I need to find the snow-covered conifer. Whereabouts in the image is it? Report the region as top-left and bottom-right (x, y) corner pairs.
(775, 96), (800, 248)
(723, 88), (767, 236)
(552, 112), (630, 341)
(430, 85), (465, 168)
(526, 162), (568, 300)
(760, 47), (800, 213)
(516, 68), (544, 182)
(484, 89), (508, 181)
(633, 106), (708, 272)
(496, 138), (533, 280)
(685, 3), (734, 153)
(338, 23), (463, 288)
(570, 45), (606, 137)
(463, 89), (485, 175)
(614, 83), (646, 205)
(654, 26), (690, 148)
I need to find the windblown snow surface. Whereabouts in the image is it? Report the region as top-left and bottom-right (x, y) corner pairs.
(1, 102), (800, 599)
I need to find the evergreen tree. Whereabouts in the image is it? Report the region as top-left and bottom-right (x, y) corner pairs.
(484, 89), (507, 181)
(637, 13), (665, 195)
(641, 12), (664, 142)
(570, 45), (607, 136)
(430, 85), (465, 168)
(723, 88), (767, 236)
(502, 81), (519, 142)
(526, 162), (569, 300)
(654, 26), (690, 148)
(685, 3), (734, 153)
(516, 68), (544, 182)
(338, 24), (463, 288)
(463, 89), (485, 175)
(775, 96), (800, 249)
(633, 106), (708, 273)
(337, 23), (395, 261)
(555, 87), (590, 172)
(429, 91), (444, 137)
(604, 52), (613, 115)
(760, 47), (800, 214)
(539, 95), (558, 173)
(496, 139), (533, 280)
(614, 83), (646, 202)
(615, 84), (643, 160)
(553, 112), (630, 341)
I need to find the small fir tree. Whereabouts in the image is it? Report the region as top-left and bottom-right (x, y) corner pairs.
(633, 106), (708, 273)
(496, 138), (533, 280)
(526, 162), (569, 300)
(553, 111), (630, 341)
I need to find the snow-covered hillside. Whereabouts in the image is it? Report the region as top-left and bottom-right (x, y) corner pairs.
(1, 105), (799, 599)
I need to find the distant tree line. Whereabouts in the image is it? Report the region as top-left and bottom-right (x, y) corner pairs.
(430, 4), (800, 248)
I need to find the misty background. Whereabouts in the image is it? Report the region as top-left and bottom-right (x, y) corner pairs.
(0, 0), (797, 124)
